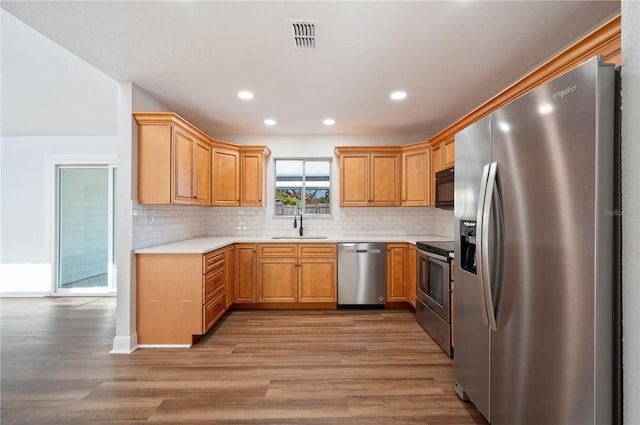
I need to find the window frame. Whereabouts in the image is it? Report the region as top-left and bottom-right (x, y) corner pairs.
(273, 157), (332, 217)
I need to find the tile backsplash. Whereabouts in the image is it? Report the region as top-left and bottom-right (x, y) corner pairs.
(132, 203), (208, 250)
(133, 203), (453, 249)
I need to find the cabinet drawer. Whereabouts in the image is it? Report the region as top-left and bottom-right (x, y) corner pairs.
(203, 291), (225, 333)
(298, 243), (337, 257)
(257, 244), (297, 257)
(203, 268), (225, 303)
(203, 249), (225, 274)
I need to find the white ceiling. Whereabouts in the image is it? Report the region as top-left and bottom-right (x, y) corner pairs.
(1, 1), (620, 139)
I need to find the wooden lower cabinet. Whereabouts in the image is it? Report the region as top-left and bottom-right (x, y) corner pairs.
(407, 244), (416, 307)
(258, 258), (298, 302)
(204, 292), (226, 332)
(235, 244), (257, 303)
(254, 243), (337, 304)
(137, 247), (228, 345)
(386, 243), (408, 302)
(225, 245), (235, 308)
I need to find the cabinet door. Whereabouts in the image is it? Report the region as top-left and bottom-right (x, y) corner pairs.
(213, 148), (240, 206)
(258, 258), (298, 302)
(407, 245), (416, 307)
(240, 153), (263, 206)
(193, 137), (212, 206)
(173, 127), (195, 204)
(402, 148), (430, 206)
(298, 258), (337, 302)
(137, 124), (172, 204)
(443, 138), (455, 168)
(370, 153), (400, 206)
(430, 143), (443, 206)
(225, 246), (235, 308)
(340, 154), (369, 206)
(386, 243), (407, 301)
(431, 143), (443, 173)
(235, 244), (257, 303)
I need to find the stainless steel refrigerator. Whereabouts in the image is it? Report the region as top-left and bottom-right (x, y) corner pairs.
(453, 56), (619, 424)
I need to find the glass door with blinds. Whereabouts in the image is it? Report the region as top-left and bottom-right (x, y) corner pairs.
(55, 165), (117, 294)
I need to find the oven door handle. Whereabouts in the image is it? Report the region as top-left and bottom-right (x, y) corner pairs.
(416, 248), (448, 262)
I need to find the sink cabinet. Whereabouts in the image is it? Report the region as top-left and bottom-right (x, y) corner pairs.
(255, 243), (337, 303)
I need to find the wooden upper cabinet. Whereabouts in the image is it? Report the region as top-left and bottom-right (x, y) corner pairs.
(135, 113), (270, 208)
(340, 153), (369, 206)
(212, 146), (240, 206)
(172, 126), (195, 204)
(135, 113), (212, 206)
(193, 136), (212, 206)
(336, 147), (401, 207)
(240, 146), (271, 206)
(170, 125), (210, 206)
(370, 153), (401, 206)
(429, 138), (454, 206)
(442, 138), (455, 169)
(401, 146), (430, 207)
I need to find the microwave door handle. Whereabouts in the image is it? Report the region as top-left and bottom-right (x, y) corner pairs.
(476, 163), (491, 328)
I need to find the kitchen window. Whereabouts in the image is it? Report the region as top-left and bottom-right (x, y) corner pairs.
(274, 158), (331, 216)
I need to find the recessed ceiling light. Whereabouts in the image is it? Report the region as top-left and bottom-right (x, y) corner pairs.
(390, 91), (407, 100)
(264, 118), (276, 126)
(323, 118), (335, 126)
(238, 91), (254, 100)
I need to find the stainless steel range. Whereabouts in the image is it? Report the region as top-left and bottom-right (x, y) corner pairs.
(415, 241), (454, 357)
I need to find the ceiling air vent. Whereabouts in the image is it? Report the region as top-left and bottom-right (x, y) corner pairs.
(290, 20), (318, 50)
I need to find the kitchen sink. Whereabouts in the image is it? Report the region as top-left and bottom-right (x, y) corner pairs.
(270, 235), (328, 240)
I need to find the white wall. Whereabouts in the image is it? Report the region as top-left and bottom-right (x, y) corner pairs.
(0, 138), (116, 295)
(0, 10), (117, 137)
(0, 9), (118, 295)
(621, 1), (640, 423)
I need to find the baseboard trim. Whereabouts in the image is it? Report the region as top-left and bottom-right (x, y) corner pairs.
(137, 344), (192, 349)
(110, 334), (138, 354)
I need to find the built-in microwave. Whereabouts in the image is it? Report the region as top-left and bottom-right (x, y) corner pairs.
(435, 167), (454, 208)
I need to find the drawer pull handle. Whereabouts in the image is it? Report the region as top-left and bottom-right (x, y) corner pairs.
(214, 277), (221, 283)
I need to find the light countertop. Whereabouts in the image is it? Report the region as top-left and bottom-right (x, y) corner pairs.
(134, 235), (454, 255)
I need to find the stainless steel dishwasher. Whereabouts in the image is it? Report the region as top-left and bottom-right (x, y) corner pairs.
(337, 242), (387, 307)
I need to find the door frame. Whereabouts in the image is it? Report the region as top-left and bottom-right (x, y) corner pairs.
(48, 156), (117, 296)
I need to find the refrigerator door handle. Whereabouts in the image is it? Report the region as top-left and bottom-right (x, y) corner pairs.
(481, 162), (505, 332)
(475, 163), (491, 328)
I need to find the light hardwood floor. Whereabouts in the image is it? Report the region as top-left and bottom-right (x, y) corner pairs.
(1, 297), (487, 424)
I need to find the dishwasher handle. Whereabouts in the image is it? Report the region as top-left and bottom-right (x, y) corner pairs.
(356, 249), (381, 254)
